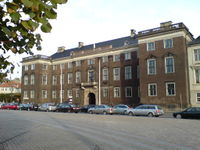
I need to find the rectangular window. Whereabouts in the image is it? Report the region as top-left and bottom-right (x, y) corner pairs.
(148, 83), (157, 96)
(42, 90), (47, 99)
(197, 93), (200, 102)
(164, 39), (173, 49)
(53, 65), (57, 70)
(88, 70), (95, 82)
(31, 64), (35, 70)
(52, 75), (57, 85)
(125, 87), (132, 97)
(102, 87), (108, 97)
(113, 54), (120, 62)
(125, 52), (131, 60)
(102, 56), (108, 63)
(52, 90), (57, 99)
(166, 82), (176, 96)
(75, 71), (81, 83)
(147, 59), (156, 75)
(68, 73), (73, 84)
(195, 69), (200, 83)
(76, 89), (80, 98)
(24, 75), (28, 85)
(114, 87), (120, 98)
(24, 65), (29, 71)
(76, 60), (81, 67)
(68, 62), (72, 68)
(102, 68), (108, 81)
(194, 49), (200, 61)
(42, 64), (48, 70)
(165, 56), (174, 73)
(30, 74), (35, 85)
(30, 90), (35, 99)
(125, 66), (132, 80)
(147, 42), (155, 51)
(42, 75), (47, 85)
(88, 59), (95, 65)
(113, 68), (120, 80)
(67, 90), (72, 98)
(60, 64), (65, 69)
(23, 91), (28, 99)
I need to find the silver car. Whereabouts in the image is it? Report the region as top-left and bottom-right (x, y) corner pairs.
(127, 104), (164, 117)
(38, 103), (55, 111)
(112, 104), (129, 115)
(88, 105), (113, 115)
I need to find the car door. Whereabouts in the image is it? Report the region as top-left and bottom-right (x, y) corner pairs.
(133, 106), (143, 115)
(182, 108), (193, 118)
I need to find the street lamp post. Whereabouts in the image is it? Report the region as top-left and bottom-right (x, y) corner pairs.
(60, 64), (63, 104)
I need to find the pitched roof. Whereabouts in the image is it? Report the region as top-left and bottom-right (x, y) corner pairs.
(189, 36), (200, 45)
(51, 36), (138, 60)
(0, 81), (21, 88)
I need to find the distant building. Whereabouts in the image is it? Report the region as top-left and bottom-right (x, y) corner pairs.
(0, 81), (21, 94)
(21, 21), (200, 110)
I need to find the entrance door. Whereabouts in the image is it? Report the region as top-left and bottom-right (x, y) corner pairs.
(88, 93), (96, 105)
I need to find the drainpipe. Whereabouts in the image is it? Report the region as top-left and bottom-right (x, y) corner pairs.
(98, 58), (101, 105)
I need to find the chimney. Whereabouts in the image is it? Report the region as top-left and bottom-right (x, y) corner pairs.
(130, 29), (136, 37)
(57, 46), (65, 53)
(78, 42), (84, 48)
(160, 21), (172, 28)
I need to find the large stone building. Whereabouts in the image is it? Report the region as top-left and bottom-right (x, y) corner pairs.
(21, 21), (200, 110)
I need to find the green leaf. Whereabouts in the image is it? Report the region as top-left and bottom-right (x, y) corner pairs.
(28, 20), (39, 31)
(54, 0), (68, 4)
(10, 12), (21, 22)
(21, 21), (32, 30)
(21, 0), (33, 8)
(28, 12), (36, 18)
(2, 27), (12, 37)
(46, 9), (57, 19)
(41, 22), (52, 33)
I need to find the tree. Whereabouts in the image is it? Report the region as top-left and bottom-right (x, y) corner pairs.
(0, 0), (68, 81)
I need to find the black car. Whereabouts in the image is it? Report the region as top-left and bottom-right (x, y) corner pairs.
(55, 103), (73, 112)
(173, 107), (200, 119)
(79, 105), (96, 113)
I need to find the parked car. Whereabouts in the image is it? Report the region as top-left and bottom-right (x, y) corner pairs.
(79, 105), (96, 113)
(55, 103), (73, 112)
(173, 107), (200, 119)
(38, 103), (55, 111)
(112, 104), (129, 115)
(126, 104), (164, 117)
(48, 103), (57, 112)
(88, 104), (113, 115)
(0, 103), (5, 109)
(70, 104), (80, 113)
(19, 104), (33, 111)
(1, 103), (19, 110)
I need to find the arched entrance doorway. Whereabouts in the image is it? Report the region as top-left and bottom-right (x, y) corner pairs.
(88, 93), (96, 105)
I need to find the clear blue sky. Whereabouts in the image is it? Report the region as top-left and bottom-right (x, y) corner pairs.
(11, 0), (200, 79)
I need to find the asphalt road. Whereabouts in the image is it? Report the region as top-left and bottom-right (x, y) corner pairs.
(0, 110), (199, 150)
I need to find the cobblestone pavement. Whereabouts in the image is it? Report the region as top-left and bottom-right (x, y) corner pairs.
(0, 110), (199, 150)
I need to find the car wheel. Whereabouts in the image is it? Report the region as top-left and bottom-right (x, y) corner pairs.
(123, 110), (127, 115)
(128, 112), (134, 116)
(176, 114), (182, 119)
(89, 110), (93, 114)
(148, 112), (154, 117)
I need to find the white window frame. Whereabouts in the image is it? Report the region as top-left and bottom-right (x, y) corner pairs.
(102, 68), (108, 81)
(88, 59), (95, 65)
(76, 60), (81, 67)
(165, 56), (175, 73)
(147, 42), (155, 51)
(31, 64), (35, 70)
(194, 49), (200, 61)
(113, 68), (120, 81)
(114, 87), (120, 98)
(67, 62), (72, 68)
(113, 54), (120, 62)
(24, 65), (29, 71)
(30, 74), (35, 85)
(42, 75), (47, 85)
(88, 70), (95, 82)
(75, 71), (81, 83)
(102, 56), (108, 63)
(30, 90), (35, 99)
(147, 59), (156, 75)
(125, 66), (132, 80)
(53, 65), (57, 70)
(125, 87), (132, 97)
(148, 83), (157, 96)
(52, 90), (57, 99)
(164, 39), (173, 49)
(166, 82), (176, 96)
(75, 89), (80, 98)
(23, 91), (28, 99)
(52, 75), (57, 85)
(125, 52), (131, 60)
(24, 75), (28, 85)
(102, 87), (108, 97)
(196, 93), (200, 102)
(67, 90), (72, 98)
(42, 64), (48, 70)
(42, 90), (47, 99)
